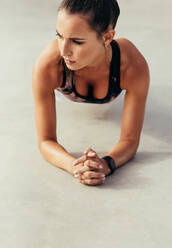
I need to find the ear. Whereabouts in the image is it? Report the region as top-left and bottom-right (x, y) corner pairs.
(103, 29), (115, 47)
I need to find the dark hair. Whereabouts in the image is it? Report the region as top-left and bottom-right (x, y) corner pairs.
(57, 0), (120, 40)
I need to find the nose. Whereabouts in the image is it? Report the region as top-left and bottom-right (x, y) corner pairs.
(61, 40), (72, 58)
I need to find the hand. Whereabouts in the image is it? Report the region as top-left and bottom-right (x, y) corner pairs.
(72, 147), (111, 186)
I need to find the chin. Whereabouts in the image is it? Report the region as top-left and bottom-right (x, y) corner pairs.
(66, 63), (77, 70)
(66, 63), (84, 71)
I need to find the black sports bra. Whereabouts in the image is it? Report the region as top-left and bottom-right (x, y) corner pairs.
(55, 39), (122, 104)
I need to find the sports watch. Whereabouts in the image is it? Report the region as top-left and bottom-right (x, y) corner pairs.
(102, 156), (117, 176)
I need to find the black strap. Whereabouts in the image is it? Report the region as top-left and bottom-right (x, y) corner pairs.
(102, 156), (117, 176)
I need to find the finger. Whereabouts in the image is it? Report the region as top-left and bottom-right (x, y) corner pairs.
(72, 154), (87, 166)
(84, 152), (97, 161)
(87, 152), (97, 158)
(84, 150), (96, 157)
(84, 159), (103, 170)
(84, 147), (92, 154)
(84, 148), (96, 156)
(79, 177), (106, 186)
(73, 165), (91, 176)
(82, 171), (106, 180)
(84, 148), (97, 157)
(72, 151), (98, 167)
(73, 164), (104, 179)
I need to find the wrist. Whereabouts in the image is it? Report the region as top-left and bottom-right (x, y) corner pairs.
(100, 158), (111, 176)
(67, 158), (78, 175)
(101, 156), (117, 176)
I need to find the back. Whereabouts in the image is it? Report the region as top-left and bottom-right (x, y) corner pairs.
(32, 40), (62, 148)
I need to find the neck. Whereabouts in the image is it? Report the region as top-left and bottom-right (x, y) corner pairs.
(75, 45), (112, 76)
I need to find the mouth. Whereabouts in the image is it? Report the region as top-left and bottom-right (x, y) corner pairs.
(64, 59), (76, 64)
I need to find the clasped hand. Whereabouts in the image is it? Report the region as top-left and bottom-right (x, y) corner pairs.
(72, 147), (109, 186)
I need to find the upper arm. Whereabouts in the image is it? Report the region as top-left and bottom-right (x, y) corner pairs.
(119, 46), (150, 145)
(32, 42), (61, 148)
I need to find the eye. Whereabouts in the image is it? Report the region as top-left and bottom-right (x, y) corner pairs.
(56, 32), (84, 45)
(73, 40), (84, 45)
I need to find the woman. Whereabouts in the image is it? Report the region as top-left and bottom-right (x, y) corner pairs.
(32, 0), (150, 186)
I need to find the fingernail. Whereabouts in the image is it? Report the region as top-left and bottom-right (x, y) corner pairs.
(73, 170), (78, 174)
(99, 164), (103, 169)
(74, 174), (78, 178)
(88, 152), (95, 155)
(101, 174), (105, 177)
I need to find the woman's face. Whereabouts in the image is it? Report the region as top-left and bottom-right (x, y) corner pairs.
(56, 9), (106, 72)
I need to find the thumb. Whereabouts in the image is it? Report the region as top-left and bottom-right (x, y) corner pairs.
(84, 147), (97, 157)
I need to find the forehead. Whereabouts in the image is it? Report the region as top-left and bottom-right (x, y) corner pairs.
(57, 10), (93, 37)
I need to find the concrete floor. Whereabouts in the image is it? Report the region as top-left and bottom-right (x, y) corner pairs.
(1, 0), (172, 247)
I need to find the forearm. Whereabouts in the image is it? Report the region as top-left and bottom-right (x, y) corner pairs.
(105, 140), (139, 168)
(39, 140), (77, 175)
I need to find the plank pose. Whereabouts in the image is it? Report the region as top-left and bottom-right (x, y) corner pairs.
(32, 0), (150, 186)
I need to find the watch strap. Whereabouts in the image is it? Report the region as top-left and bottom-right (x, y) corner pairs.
(102, 156), (117, 176)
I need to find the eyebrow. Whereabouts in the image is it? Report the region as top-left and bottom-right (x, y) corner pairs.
(56, 29), (86, 40)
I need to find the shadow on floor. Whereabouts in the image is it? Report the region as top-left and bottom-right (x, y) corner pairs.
(103, 89), (172, 145)
(71, 150), (172, 189)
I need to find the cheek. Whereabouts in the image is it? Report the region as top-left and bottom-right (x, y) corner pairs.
(77, 48), (89, 58)
(77, 46), (96, 62)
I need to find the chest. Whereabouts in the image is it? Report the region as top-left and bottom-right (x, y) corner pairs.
(73, 73), (110, 99)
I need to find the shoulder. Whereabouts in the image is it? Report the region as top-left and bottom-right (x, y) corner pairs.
(32, 39), (62, 90)
(116, 37), (150, 93)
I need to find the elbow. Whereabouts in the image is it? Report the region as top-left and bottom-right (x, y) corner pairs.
(38, 141), (45, 157)
(125, 139), (140, 157)
(127, 142), (138, 161)
(131, 141), (139, 158)
(119, 138), (140, 157)
(38, 140), (49, 155)
(132, 138), (139, 150)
